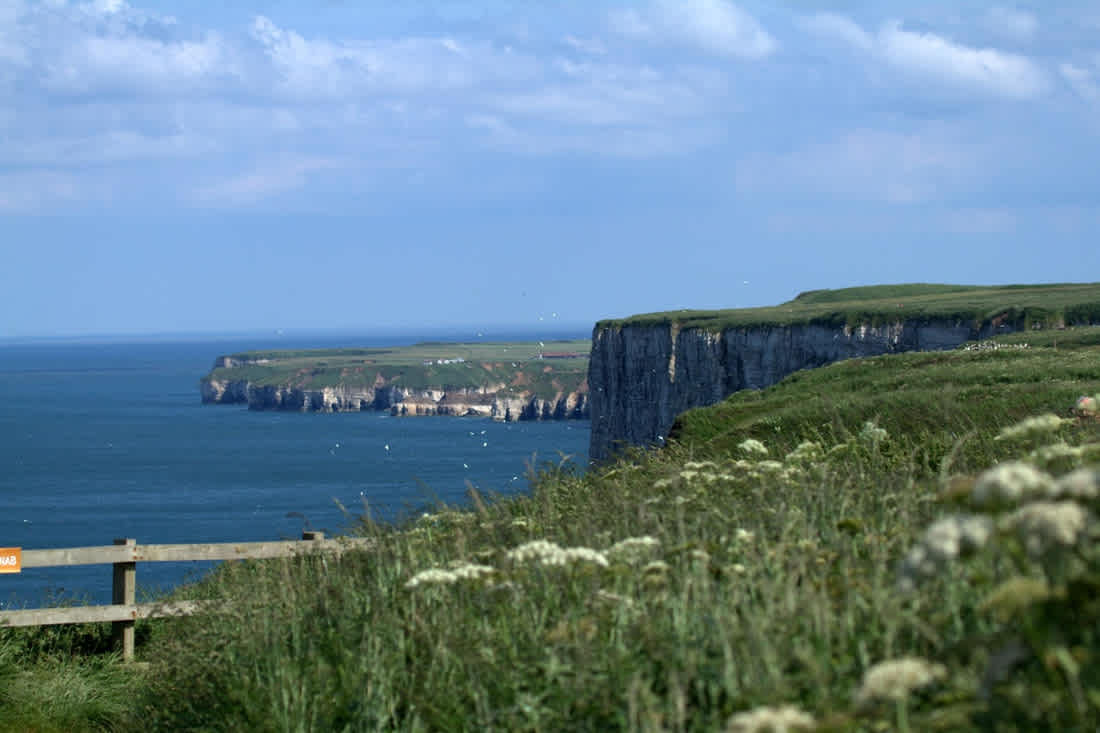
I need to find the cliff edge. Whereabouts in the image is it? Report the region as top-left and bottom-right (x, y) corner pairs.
(588, 283), (1100, 460)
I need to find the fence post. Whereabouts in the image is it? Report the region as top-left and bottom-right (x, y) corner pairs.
(112, 538), (136, 661)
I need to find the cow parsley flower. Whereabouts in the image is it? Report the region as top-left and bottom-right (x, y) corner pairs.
(608, 536), (661, 563)
(855, 657), (946, 707)
(971, 462), (1054, 509)
(858, 421), (888, 444)
(725, 704), (815, 732)
(506, 539), (608, 567)
(996, 414), (1068, 441)
(450, 563), (495, 581)
(738, 438), (768, 456)
(1002, 500), (1088, 557)
(405, 568), (458, 589)
(898, 514), (992, 590)
(1049, 467), (1100, 501)
(785, 441), (823, 464)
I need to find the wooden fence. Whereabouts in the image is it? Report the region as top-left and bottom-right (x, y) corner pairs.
(0, 532), (370, 660)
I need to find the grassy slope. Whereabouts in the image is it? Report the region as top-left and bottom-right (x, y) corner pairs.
(203, 340), (591, 400)
(598, 282), (1100, 330)
(10, 328), (1100, 731)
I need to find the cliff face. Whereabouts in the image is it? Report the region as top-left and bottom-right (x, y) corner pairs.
(201, 378), (588, 422)
(588, 320), (1000, 460)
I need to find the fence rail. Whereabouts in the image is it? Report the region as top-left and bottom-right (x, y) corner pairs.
(0, 532), (370, 659)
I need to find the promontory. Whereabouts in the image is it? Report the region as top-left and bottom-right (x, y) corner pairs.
(200, 340), (589, 421)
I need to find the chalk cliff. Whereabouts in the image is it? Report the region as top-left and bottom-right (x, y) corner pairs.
(587, 320), (1007, 460)
(201, 376), (588, 422)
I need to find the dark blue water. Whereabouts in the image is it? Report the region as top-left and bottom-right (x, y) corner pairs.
(0, 333), (589, 608)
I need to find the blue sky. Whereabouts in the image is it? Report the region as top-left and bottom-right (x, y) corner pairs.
(1, 0), (1098, 338)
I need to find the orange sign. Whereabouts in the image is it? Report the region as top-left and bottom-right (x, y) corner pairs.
(0, 548), (21, 574)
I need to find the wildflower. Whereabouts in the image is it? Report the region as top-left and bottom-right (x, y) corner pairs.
(653, 478), (674, 489)
(898, 514), (992, 590)
(1049, 467), (1100, 501)
(725, 704), (815, 732)
(754, 460), (784, 473)
(643, 560), (670, 575)
(855, 657), (946, 707)
(690, 549), (711, 564)
(510, 518), (529, 528)
(450, 563), (495, 580)
(506, 539), (608, 567)
(1002, 500), (1088, 557)
(684, 460), (717, 470)
(858, 421), (888, 444)
(607, 536), (661, 563)
(405, 568), (457, 588)
(729, 563), (747, 574)
(679, 470), (699, 481)
(785, 441), (823, 464)
(735, 529), (755, 543)
(996, 414), (1068, 441)
(738, 438), (768, 456)
(1029, 442), (1086, 466)
(971, 462), (1054, 508)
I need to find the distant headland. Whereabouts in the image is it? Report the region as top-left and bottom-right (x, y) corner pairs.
(200, 340), (590, 421)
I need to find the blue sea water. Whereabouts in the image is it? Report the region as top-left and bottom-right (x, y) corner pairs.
(0, 332), (589, 608)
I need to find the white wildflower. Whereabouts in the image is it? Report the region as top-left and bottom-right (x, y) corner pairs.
(507, 539), (608, 567)
(507, 539), (562, 562)
(608, 536), (661, 563)
(643, 560), (670, 574)
(1002, 500), (1089, 557)
(754, 460), (784, 473)
(679, 470), (699, 481)
(725, 704), (815, 732)
(653, 478), (674, 489)
(785, 441), (823, 464)
(738, 438), (768, 456)
(450, 563), (495, 581)
(684, 460), (717, 470)
(405, 568), (458, 589)
(735, 529), (755, 543)
(510, 518), (529, 528)
(855, 657), (946, 707)
(730, 563), (747, 574)
(971, 462), (1054, 508)
(1029, 442), (1086, 465)
(898, 515), (992, 589)
(690, 549), (711, 564)
(1049, 467), (1100, 501)
(996, 414), (1068, 441)
(858, 421), (888, 444)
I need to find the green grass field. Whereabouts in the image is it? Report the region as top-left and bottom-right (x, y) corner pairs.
(599, 282), (1100, 331)
(203, 340), (591, 400)
(6, 326), (1100, 731)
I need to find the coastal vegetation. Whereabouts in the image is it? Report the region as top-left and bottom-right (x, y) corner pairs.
(202, 339), (590, 403)
(599, 282), (1100, 331)
(4, 326), (1100, 730)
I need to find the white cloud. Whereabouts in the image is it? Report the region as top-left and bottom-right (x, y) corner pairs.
(879, 22), (1046, 99)
(611, 0), (775, 59)
(984, 7), (1038, 41)
(44, 33), (229, 92)
(803, 14), (1047, 99)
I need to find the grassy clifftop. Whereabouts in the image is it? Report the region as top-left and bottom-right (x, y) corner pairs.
(202, 340), (590, 399)
(598, 282), (1100, 331)
(12, 325), (1100, 730)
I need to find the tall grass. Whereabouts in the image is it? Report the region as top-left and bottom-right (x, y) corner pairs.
(4, 337), (1100, 731)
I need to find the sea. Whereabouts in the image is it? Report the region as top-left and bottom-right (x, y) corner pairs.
(0, 329), (590, 609)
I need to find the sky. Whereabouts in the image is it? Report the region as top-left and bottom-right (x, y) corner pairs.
(1, 0), (1098, 338)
